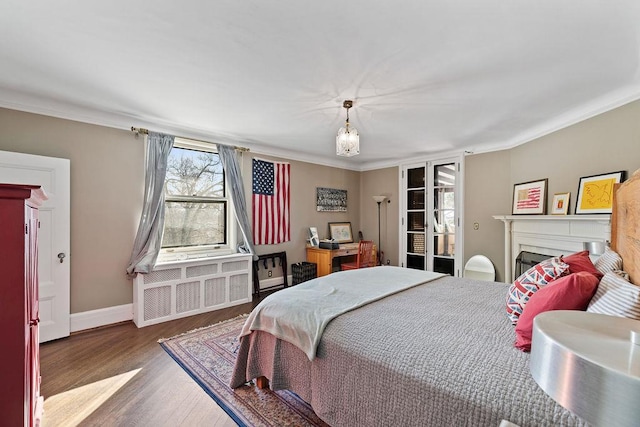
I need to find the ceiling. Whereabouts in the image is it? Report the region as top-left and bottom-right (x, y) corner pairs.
(1, 1), (639, 170)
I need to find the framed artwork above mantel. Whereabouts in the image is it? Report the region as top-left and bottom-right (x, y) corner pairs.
(512, 179), (548, 215)
(551, 192), (570, 215)
(575, 171), (625, 214)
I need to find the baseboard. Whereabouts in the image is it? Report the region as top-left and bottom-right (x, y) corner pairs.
(70, 303), (133, 333)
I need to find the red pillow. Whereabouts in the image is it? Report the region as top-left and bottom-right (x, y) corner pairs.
(562, 250), (603, 280)
(514, 272), (600, 352)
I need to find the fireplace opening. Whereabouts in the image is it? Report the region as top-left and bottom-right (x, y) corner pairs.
(514, 251), (551, 278)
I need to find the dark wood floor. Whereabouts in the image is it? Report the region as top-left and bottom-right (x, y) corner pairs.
(40, 302), (254, 426)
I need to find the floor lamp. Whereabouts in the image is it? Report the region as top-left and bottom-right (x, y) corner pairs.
(373, 195), (386, 265)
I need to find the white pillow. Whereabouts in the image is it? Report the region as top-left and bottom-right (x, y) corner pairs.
(587, 271), (640, 319)
(594, 246), (623, 275)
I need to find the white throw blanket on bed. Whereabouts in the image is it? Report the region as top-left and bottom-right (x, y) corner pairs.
(239, 266), (444, 360)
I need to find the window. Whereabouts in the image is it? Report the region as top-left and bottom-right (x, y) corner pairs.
(160, 138), (234, 259)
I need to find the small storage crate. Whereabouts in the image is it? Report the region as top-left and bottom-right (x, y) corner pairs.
(292, 262), (317, 285)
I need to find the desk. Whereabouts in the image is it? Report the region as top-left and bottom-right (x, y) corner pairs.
(306, 243), (376, 277)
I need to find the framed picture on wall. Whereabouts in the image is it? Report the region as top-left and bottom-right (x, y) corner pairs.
(328, 222), (353, 243)
(512, 179), (548, 215)
(575, 171), (626, 214)
(550, 192), (570, 215)
(316, 187), (347, 212)
(308, 227), (319, 246)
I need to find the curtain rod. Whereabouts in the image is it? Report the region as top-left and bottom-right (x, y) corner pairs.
(130, 127), (250, 152)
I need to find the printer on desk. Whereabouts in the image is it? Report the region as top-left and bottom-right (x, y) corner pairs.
(319, 239), (340, 249)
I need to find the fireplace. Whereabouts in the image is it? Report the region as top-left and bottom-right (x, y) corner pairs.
(493, 214), (611, 282)
(514, 251), (552, 277)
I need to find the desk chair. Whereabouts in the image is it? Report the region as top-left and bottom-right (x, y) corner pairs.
(341, 240), (375, 270)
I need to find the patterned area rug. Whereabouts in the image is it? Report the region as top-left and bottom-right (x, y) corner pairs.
(159, 315), (328, 427)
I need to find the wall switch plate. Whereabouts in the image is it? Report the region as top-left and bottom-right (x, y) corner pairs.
(268, 270), (272, 277)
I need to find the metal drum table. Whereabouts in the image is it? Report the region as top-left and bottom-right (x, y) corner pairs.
(530, 310), (640, 427)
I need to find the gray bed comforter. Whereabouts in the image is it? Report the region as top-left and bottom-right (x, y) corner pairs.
(231, 275), (588, 427)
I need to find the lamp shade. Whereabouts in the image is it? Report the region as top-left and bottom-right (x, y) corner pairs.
(336, 126), (359, 157)
(336, 99), (359, 157)
(372, 195), (386, 203)
(583, 241), (606, 256)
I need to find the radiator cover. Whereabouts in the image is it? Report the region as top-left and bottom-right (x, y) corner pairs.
(133, 254), (253, 327)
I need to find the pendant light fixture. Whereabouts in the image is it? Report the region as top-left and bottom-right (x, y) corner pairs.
(336, 100), (359, 157)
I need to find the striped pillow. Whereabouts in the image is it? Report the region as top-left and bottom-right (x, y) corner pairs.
(594, 246), (623, 275)
(587, 271), (640, 319)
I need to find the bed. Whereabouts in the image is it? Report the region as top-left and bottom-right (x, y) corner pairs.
(231, 170), (640, 427)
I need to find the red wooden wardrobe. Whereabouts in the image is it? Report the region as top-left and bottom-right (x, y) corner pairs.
(0, 184), (47, 426)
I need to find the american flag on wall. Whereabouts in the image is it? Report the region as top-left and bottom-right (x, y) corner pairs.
(516, 187), (541, 209)
(252, 158), (290, 245)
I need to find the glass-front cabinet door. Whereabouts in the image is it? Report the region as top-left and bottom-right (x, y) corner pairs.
(406, 165), (426, 270)
(430, 162), (457, 275)
(400, 156), (463, 276)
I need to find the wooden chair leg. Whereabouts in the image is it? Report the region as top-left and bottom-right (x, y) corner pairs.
(255, 376), (270, 389)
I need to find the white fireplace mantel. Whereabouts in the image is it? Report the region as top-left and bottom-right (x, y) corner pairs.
(493, 215), (611, 282)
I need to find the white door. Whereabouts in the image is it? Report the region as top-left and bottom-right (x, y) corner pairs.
(0, 150), (70, 342)
(426, 158), (463, 277)
(399, 155), (464, 276)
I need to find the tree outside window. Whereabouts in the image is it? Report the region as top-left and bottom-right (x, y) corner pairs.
(162, 144), (227, 249)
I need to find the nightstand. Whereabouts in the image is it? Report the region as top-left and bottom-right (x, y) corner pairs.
(530, 310), (640, 426)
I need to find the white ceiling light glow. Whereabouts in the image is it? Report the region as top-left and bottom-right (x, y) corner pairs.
(1, 2), (639, 168)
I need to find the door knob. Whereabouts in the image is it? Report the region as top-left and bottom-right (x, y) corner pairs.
(57, 253), (66, 263)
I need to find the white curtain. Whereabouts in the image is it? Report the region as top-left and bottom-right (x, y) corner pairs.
(126, 132), (174, 277)
(218, 144), (256, 259)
